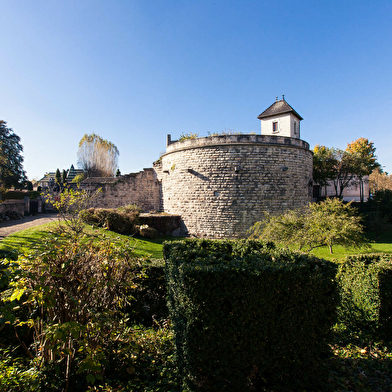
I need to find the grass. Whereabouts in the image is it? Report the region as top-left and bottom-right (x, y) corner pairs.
(310, 230), (392, 261)
(3, 221), (392, 262)
(2, 222), (392, 390)
(0, 221), (170, 259)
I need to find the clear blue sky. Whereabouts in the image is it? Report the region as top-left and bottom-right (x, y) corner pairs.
(1, 0), (392, 180)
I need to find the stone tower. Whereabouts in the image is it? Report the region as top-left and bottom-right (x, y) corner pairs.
(257, 96), (303, 139)
(156, 98), (313, 238)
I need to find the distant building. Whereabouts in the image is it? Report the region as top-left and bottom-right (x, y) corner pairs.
(313, 175), (369, 202)
(38, 165), (85, 188)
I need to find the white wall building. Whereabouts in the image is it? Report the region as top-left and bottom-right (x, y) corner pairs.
(257, 96), (303, 139)
(314, 175), (370, 202)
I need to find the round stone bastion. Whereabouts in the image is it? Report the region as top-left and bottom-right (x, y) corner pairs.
(156, 134), (313, 238)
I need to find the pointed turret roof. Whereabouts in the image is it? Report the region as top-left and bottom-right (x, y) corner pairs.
(257, 97), (303, 121)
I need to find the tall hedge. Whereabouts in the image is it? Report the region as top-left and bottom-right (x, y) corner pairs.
(164, 239), (339, 392)
(337, 254), (392, 336)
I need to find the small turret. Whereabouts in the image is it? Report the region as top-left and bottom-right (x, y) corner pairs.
(257, 96), (303, 139)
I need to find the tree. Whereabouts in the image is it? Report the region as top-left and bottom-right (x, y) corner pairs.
(77, 133), (119, 177)
(62, 169), (67, 183)
(313, 145), (356, 198)
(0, 120), (26, 189)
(313, 145), (338, 196)
(248, 198), (367, 253)
(55, 168), (61, 184)
(332, 149), (357, 198)
(346, 138), (380, 202)
(369, 168), (392, 194)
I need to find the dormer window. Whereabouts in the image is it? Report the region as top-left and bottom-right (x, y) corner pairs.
(273, 122), (278, 133)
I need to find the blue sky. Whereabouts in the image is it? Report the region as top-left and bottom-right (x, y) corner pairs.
(1, 0), (392, 180)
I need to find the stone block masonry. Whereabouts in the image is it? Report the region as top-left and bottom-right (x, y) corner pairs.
(81, 168), (161, 212)
(155, 134), (313, 238)
(78, 134), (313, 239)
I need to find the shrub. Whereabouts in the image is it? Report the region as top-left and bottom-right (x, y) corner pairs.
(80, 207), (140, 235)
(139, 224), (159, 239)
(178, 132), (199, 141)
(164, 239), (339, 391)
(2, 236), (143, 391)
(249, 198), (368, 253)
(337, 253), (392, 337)
(127, 260), (168, 326)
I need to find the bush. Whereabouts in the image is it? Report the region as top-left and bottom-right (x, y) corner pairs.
(127, 259), (168, 326)
(249, 198), (368, 253)
(337, 253), (392, 337)
(164, 239), (339, 391)
(80, 207), (140, 235)
(139, 225), (159, 239)
(2, 235), (143, 391)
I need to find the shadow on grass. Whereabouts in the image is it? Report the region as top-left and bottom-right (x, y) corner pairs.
(366, 230), (392, 245)
(326, 325), (392, 391)
(0, 226), (55, 256)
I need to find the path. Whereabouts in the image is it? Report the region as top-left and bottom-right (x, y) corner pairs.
(0, 213), (59, 239)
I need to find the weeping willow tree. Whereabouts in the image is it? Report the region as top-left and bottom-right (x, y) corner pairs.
(77, 133), (119, 177)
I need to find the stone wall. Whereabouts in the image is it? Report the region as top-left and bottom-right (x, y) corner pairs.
(156, 134), (313, 238)
(81, 168), (161, 212)
(0, 199), (26, 218)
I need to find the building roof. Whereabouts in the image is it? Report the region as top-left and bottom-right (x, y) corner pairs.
(257, 97), (303, 121)
(38, 172), (56, 182)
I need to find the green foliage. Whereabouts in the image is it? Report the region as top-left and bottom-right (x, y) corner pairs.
(44, 187), (101, 236)
(139, 224), (159, 239)
(0, 351), (41, 391)
(313, 144), (338, 187)
(1, 235), (143, 391)
(80, 206), (140, 235)
(55, 168), (61, 184)
(178, 132), (198, 141)
(61, 169), (67, 184)
(0, 120), (27, 189)
(164, 239), (338, 391)
(337, 253), (392, 337)
(71, 172), (86, 184)
(249, 198), (368, 253)
(127, 260), (168, 326)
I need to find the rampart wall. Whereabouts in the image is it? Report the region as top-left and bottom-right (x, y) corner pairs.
(81, 168), (161, 212)
(75, 134), (313, 238)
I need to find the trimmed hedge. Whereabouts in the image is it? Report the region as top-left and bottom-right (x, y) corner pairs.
(127, 260), (168, 326)
(337, 253), (392, 337)
(164, 239), (339, 392)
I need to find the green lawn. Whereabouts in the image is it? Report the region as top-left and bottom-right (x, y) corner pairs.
(0, 222), (170, 259)
(2, 221), (392, 390)
(310, 230), (392, 261)
(3, 221), (392, 262)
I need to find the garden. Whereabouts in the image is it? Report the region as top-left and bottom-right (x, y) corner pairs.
(1, 194), (392, 391)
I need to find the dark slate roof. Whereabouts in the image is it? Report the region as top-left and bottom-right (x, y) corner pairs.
(257, 99), (303, 121)
(38, 172), (56, 182)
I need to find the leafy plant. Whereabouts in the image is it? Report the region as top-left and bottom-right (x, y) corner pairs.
(44, 187), (101, 236)
(249, 198), (368, 253)
(178, 133), (198, 141)
(2, 236), (143, 391)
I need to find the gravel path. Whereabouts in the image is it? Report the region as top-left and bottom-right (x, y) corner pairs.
(0, 213), (59, 239)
